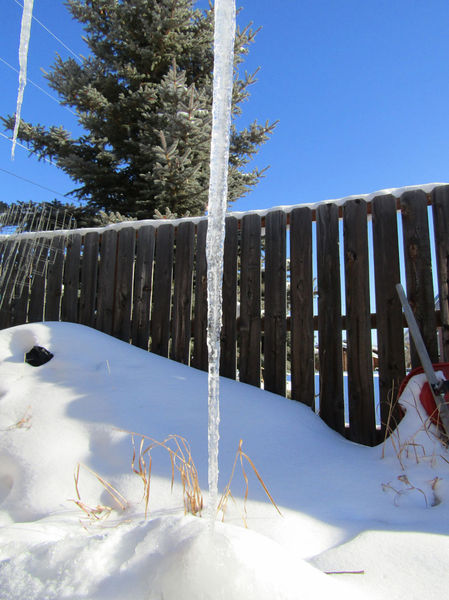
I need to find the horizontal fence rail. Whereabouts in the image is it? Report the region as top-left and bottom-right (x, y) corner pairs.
(1, 184), (449, 446)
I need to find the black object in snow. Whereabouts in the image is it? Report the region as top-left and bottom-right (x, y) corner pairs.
(25, 346), (54, 367)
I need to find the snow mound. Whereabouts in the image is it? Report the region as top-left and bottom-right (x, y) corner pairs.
(0, 322), (449, 599)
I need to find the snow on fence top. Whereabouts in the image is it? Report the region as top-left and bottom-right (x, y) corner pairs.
(0, 182), (447, 241)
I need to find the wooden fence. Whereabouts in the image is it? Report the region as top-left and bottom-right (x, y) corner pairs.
(1, 184), (449, 446)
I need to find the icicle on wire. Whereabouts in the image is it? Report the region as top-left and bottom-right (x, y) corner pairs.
(11, 0), (34, 160)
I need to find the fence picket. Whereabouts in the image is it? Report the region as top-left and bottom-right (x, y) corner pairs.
(432, 185), (449, 361)
(372, 195), (405, 437)
(6, 240), (29, 327)
(151, 224), (174, 357)
(192, 220), (208, 371)
(96, 230), (118, 336)
(28, 244), (45, 325)
(290, 207), (314, 407)
(317, 203), (345, 435)
(264, 210), (287, 396)
(171, 221), (195, 364)
(79, 232), (99, 328)
(220, 216), (238, 379)
(0, 240), (15, 329)
(62, 233), (81, 323)
(401, 190), (438, 367)
(343, 199), (376, 444)
(132, 226), (155, 350)
(113, 227), (135, 342)
(239, 213), (261, 387)
(44, 236), (65, 321)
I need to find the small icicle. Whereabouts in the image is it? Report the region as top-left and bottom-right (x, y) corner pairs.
(11, 0), (35, 160)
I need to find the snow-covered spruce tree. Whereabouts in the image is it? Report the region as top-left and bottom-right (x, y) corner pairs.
(2, 0), (276, 221)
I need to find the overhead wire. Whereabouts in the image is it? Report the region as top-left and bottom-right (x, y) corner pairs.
(5, 0), (84, 203)
(12, 0), (83, 64)
(0, 166), (78, 202)
(0, 132), (56, 166)
(0, 57), (77, 116)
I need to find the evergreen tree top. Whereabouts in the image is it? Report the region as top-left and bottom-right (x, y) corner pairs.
(2, 0), (277, 223)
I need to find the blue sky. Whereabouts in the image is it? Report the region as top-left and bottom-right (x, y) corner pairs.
(1, 0), (449, 213)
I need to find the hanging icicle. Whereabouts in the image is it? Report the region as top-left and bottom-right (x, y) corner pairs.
(11, 0), (35, 160)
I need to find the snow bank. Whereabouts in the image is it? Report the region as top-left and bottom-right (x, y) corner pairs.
(0, 322), (448, 599)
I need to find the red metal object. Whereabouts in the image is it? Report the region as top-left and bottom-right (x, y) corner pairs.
(398, 363), (449, 426)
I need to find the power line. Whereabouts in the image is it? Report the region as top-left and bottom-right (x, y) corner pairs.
(0, 57), (77, 116)
(0, 166), (77, 202)
(12, 0), (83, 64)
(0, 132), (56, 166)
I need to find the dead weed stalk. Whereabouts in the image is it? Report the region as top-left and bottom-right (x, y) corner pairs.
(382, 382), (446, 470)
(382, 473), (428, 507)
(2, 406), (32, 431)
(217, 439), (282, 527)
(128, 432), (203, 518)
(71, 431), (281, 527)
(70, 463), (128, 521)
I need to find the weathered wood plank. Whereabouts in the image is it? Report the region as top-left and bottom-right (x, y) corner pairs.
(372, 194), (405, 437)
(9, 239), (30, 326)
(79, 232), (99, 328)
(400, 190), (438, 367)
(316, 203), (345, 434)
(112, 227), (135, 342)
(96, 229), (118, 336)
(171, 221), (195, 364)
(290, 207), (315, 407)
(0, 239), (30, 327)
(44, 236), (65, 321)
(151, 224), (174, 357)
(264, 210), (287, 396)
(239, 214), (261, 387)
(432, 185), (449, 362)
(131, 226), (155, 350)
(343, 199), (376, 445)
(61, 233), (81, 323)
(220, 216), (238, 379)
(0, 240), (19, 328)
(28, 244), (46, 325)
(192, 220), (208, 371)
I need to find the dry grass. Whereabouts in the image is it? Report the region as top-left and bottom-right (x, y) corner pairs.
(127, 431), (203, 518)
(382, 474), (429, 507)
(70, 431), (281, 527)
(381, 379), (449, 508)
(382, 381), (446, 470)
(3, 406), (32, 431)
(70, 462), (128, 521)
(217, 439), (282, 527)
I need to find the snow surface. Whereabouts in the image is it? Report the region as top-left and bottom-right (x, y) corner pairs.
(0, 322), (449, 599)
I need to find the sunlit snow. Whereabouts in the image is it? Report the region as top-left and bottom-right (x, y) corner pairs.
(1, 321), (449, 599)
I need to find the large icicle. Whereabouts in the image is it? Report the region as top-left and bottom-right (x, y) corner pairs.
(206, 0), (236, 527)
(11, 0), (35, 160)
